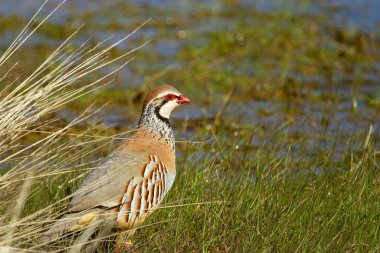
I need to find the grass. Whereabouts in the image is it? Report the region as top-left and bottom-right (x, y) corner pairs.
(0, 2), (146, 251)
(0, 0), (379, 252)
(14, 125), (378, 252)
(129, 127), (379, 252)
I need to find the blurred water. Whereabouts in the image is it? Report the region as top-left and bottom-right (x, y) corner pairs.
(253, 0), (380, 31)
(0, 0), (379, 30)
(0, 0), (379, 160)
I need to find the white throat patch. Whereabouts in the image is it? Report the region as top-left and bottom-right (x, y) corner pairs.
(159, 100), (179, 119)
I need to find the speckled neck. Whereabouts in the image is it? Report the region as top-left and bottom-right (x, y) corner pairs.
(138, 103), (175, 153)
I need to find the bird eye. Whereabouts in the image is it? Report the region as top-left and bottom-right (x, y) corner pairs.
(165, 94), (176, 100)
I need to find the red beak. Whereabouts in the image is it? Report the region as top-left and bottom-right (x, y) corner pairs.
(178, 95), (191, 104)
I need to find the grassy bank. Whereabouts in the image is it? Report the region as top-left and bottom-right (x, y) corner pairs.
(9, 125), (379, 252)
(133, 130), (380, 252)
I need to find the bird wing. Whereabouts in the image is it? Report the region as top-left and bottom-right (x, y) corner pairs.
(68, 147), (146, 212)
(68, 147), (175, 216)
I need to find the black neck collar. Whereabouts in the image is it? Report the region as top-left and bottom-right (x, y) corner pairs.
(138, 103), (171, 128)
(154, 105), (170, 127)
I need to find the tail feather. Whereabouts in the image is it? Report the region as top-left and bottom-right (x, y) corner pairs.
(38, 208), (108, 245)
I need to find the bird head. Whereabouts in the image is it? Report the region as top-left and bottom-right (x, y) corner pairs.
(141, 85), (191, 120)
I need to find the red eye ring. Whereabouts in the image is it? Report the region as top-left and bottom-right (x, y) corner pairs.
(165, 94), (177, 101)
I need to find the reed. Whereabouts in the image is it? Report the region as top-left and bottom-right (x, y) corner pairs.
(0, 1), (146, 251)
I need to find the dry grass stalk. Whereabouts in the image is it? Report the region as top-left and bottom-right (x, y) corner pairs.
(0, 1), (148, 251)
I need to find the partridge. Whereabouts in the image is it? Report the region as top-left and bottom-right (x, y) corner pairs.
(40, 85), (191, 251)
